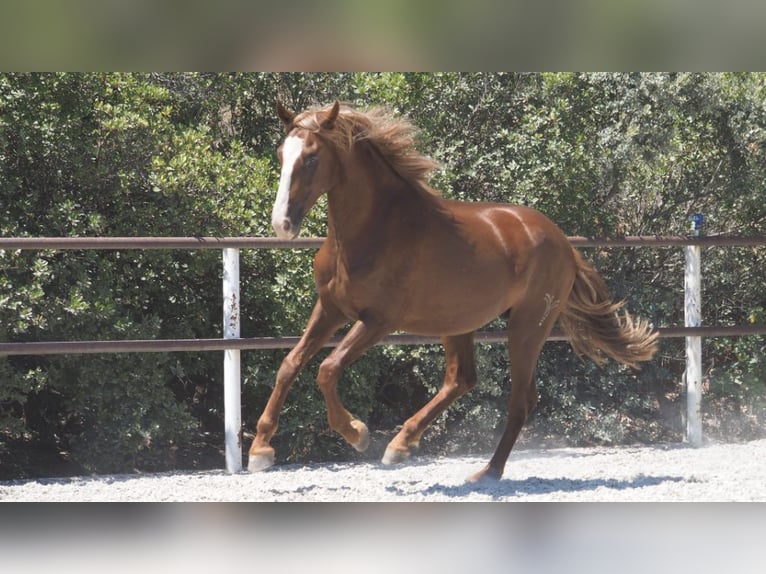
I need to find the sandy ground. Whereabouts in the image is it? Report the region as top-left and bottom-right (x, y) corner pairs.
(2, 438), (764, 501)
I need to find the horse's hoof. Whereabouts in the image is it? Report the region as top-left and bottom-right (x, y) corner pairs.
(248, 450), (275, 472)
(381, 446), (410, 465)
(350, 420), (370, 452)
(466, 465), (502, 483)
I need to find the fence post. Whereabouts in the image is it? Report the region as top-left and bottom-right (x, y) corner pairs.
(685, 214), (704, 446)
(223, 248), (242, 472)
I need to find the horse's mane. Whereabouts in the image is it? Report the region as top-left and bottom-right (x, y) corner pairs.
(293, 103), (440, 195)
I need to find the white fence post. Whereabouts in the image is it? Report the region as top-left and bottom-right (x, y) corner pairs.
(223, 248), (242, 472)
(685, 214), (704, 446)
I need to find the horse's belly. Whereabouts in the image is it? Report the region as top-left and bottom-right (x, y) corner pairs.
(400, 314), (503, 337)
(398, 279), (516, 336)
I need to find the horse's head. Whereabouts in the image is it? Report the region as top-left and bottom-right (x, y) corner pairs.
(271, 100), (341, 240)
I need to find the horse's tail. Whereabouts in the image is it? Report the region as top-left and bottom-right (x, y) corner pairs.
(558, 250), (659, 370)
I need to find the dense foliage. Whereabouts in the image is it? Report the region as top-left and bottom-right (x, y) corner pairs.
(1, 73), (764, 479)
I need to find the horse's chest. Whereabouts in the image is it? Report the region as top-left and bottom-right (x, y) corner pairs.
(316, 254), (394, 320)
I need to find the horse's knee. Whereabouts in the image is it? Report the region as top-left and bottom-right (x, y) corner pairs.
(317, 357), (343, 393)
(276, 357), (298, 380)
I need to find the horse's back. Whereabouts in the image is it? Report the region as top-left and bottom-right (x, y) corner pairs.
(440, 199), (573, 260)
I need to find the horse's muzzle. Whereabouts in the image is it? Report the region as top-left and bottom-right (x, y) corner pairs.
(272, 217), (301, 240)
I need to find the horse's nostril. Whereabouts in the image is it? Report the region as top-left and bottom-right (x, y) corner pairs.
(272, 217), (298, 239)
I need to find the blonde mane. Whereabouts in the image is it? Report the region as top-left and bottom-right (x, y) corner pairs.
(293, 103), (439, 194)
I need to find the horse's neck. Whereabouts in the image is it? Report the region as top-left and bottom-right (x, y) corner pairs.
(327, 146), (422, 245)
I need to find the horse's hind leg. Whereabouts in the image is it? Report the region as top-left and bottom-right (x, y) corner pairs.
(467, 302), (558, 482)
(382, 332), (477, 465)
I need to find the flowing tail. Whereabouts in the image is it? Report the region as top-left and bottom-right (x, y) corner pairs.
(558, 250), (659, 370)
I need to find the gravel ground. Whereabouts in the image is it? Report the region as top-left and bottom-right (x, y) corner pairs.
(2, 439), (765, 501)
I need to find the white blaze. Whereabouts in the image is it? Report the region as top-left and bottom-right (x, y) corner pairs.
(272, 134), (304, 236)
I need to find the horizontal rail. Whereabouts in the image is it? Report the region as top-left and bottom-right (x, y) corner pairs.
(568, 235), (766, 248)
(0, 236), (325, 250)
(1, 234), (766, 251)
(2, 325), (765, 357)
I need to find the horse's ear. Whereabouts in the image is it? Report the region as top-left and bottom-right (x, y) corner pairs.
(276, 100), (295, 131)
(319, 101), (340, 130)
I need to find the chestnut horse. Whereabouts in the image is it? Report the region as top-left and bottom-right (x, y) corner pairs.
(248, 101), (658, 482)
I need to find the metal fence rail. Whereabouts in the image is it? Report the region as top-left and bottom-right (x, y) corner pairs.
(1, 324), (766, 357)
(2, 234), (766, 251)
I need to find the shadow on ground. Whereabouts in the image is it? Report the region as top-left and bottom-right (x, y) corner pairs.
(385, 474), (687, 499)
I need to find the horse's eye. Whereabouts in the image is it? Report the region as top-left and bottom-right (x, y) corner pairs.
(304, 154), (318, 168)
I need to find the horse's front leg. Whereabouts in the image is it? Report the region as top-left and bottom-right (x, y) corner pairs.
(248, 299), (347, 472)
(316, 318), (389, 452)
